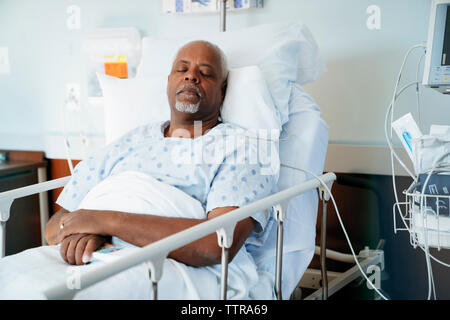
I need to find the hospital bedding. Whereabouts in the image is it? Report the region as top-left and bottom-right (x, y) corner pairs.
(0, 170), (275, 299)
(0, 83), (327, 300)
(0, 85), (327, 300)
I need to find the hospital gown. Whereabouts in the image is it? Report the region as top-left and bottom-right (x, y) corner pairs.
(57, 120), (277, 238)
(0, 120), (280, 299)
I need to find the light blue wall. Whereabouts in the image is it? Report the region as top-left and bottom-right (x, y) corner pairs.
(0, 0), (449, 147)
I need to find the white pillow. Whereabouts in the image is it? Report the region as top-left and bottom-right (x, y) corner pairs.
(221, 66), (281, 134)
(136, 21), (326, 126)
(98, 74), (170, 144)
(97, 65), (281, 145)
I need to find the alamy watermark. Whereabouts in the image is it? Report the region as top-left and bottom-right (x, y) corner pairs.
(66, 5), (81, 30)
(367, 5), (381, 30)
(66, 266), (81, 290)
(167, 121), (280, 176)
(366, 264), (381, 290)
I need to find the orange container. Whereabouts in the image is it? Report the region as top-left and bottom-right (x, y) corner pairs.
(104, 56), (128, 78)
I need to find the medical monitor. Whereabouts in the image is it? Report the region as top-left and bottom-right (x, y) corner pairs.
(423, 0), (450, 94)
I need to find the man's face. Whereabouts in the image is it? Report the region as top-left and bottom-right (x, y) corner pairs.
(167, 42), (226, 119)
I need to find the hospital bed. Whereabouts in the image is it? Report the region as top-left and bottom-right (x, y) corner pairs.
(0, 21), (384, 300)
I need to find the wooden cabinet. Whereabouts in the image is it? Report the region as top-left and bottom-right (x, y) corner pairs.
(48, 159), (80, 214)
(0, 150), (47, 256)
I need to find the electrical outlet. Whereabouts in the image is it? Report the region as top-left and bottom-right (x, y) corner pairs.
(0, 47), (10, 74)
(66, 83), (81, 110)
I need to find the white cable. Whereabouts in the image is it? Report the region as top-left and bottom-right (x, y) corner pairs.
(76, 103), (90, 160)
(388, 44), (426, 176)
(60, 102), (74, 175)
(64, 138), (75, 175)
(282, 164), (389, 300)
(390, 44), (426, 138)
(387, 79), (450, 269)
(386, 43), (450, 299)
(384, 81), (420, 180)
(419, 167), (437, 300)
(416, 53), (425, 128)
(277, 48), (426, 301)
(415, 157), (450, 299)
(386, 46), (430, 298)
(387, 44), (426, 183)
(387, 43), (426, 181)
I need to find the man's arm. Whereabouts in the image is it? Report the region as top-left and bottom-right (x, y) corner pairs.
(114, 206), (256, 266)
(56, 207), (256, 267)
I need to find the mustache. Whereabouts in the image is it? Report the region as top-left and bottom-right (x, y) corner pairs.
(176, 84), (202, 97)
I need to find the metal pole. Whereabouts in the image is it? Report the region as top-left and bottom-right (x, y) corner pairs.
(0, 222), (5, 258)
(37, 167), (49, 246)
(148, 267), (159, 300)
(220, 246), (229, 300)
(219, 0), (227, 32)
(152, 281), (158, 300)
(275, 220), (284, 300)
(320, 199), (328, 300)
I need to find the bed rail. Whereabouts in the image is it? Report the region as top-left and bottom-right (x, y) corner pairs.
(47, 172), (336, 299)
(0, 176), (71, 257)
(0, 172), (338, 300)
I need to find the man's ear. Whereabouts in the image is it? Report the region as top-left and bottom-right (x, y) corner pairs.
(166, 75), (170, 96)
(221, 79), (228, 101)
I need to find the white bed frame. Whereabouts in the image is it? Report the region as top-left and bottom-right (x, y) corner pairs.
(0, 170), (385, 300)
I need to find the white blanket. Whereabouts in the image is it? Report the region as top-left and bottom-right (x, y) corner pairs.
(0, 170), (274, 300)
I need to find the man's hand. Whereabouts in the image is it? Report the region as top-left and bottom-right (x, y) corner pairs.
(45, 208), (69, 245)
(56, 209), (114, 244)
(60, 233), (109, 265)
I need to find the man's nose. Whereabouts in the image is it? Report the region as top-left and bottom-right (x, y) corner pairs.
(184, 69), (200, 84)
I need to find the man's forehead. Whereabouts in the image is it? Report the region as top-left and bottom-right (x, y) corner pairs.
(174, 43), (221, 66)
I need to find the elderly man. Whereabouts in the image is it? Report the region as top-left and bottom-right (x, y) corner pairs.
(0, 40), (278, 300)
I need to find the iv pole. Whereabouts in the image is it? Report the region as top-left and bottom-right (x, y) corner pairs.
(219, 0), (227, 32)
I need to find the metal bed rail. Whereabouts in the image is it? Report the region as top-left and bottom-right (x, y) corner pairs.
(0, 176), (71, 258)
(0, 172), (337, 300)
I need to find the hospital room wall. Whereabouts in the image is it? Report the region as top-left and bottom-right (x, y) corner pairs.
(0, 0), (449, 153)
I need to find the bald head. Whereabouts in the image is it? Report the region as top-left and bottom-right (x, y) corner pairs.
(173, 40), (229, 82)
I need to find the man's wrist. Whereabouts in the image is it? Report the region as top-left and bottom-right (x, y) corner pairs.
(104, 210), (126, 237)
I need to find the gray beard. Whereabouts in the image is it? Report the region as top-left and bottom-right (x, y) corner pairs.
(175, 100), (200, 114)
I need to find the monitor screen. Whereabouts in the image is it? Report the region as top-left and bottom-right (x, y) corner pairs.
(423, 2), (450, 93)
(442, 6), (450, 65)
